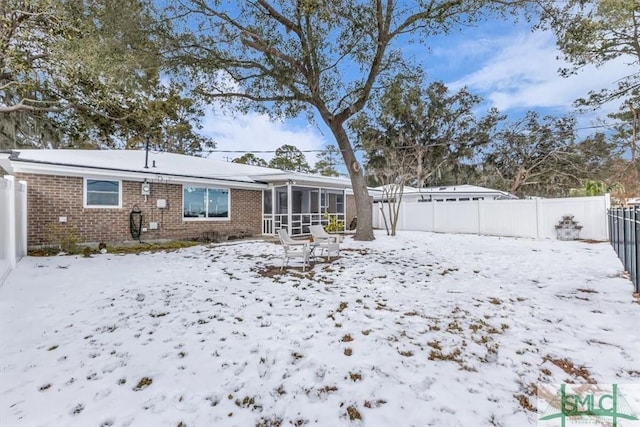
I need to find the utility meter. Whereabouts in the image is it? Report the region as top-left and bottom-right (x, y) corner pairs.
(141, 182), (151, 196)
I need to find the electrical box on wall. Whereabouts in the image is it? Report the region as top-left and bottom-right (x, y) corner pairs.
(149, 222), (158, 230)
(156, 199), (167, 209)
(141, 182), (151, 196)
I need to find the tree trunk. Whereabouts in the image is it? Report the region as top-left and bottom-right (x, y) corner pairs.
(329, 123), (374, 241)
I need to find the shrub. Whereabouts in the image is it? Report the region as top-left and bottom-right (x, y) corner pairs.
(44, 223), (79, 253)
(323, 213), (344, 233)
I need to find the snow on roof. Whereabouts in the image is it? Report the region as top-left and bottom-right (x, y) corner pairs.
(372, 184), (510, 195)
(2, 149), (280, 182)
(415, 184), (506, 194)
(368, 184), (517, 200)
(0, 149), (350, 188)
(371, 185), (420, 192)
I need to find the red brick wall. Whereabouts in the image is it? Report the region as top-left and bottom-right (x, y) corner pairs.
(16, 173), (263, 247)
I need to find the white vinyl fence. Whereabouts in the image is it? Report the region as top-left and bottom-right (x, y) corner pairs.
(373, 195), (610, 241)
(1, 176), (27, 285)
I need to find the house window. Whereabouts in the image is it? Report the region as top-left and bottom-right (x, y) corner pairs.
(85, 179), (121, 208)
(183, 186), (230, 219)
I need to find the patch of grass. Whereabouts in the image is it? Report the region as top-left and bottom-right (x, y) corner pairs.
(363, 399), (387, 409)
(337, 302), (348, 313)
(109, 241), (201, 254)
(255, 417), (283, 427)
(543, 356), (595, 383)
(254, 266), (286, 278)
(346, 405), (362, 421)
(150, 311), (168, 318)
(361, 329), (371, 336)
(315, 385), (338, 397)
(428, 347), (462, 363)
(30, 240), (202, 257)
(427, 340), (441, 350)
(474, 335), (490, 345)
(344, 348), (353, 356)
(515, 394), (536, 412)
(488, 297), (502, 305)
(446, 320), (463, 333)
(341, 334), (354, 342)
(349, 372), (362, 382)
(133, 377), (153, 391)
(235, 396), (261, 411)
(398, 350), (413, 357)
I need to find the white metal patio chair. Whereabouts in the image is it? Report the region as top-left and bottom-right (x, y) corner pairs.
(309, 225), (340, 260)
(277, 228), (311, 271)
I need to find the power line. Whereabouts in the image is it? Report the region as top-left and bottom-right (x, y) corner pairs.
(195, 120), (628, 156)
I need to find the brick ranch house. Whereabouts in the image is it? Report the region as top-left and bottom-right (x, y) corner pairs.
(0, 149), (356, 248)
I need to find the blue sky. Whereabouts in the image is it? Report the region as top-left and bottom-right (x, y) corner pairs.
(200, 15), (633, 170)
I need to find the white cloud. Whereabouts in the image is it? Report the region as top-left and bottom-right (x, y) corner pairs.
(200, 109), (329, 165)
(450, 31), (632, 115)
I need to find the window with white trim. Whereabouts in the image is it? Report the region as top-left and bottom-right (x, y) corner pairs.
(183, 186), (230, 219)
(85, 179), (121, 208)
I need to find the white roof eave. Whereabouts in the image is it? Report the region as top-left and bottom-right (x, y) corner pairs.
(7, 160), (269, 190)
(252, 173), (351, 189)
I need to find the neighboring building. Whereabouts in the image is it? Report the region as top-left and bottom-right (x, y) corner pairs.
(625, 198), (640, 207)
(0, 149), (354, 247)
(371, 184), (517, 203)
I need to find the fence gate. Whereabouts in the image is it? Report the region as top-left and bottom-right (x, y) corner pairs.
(608, 207), (640, 293)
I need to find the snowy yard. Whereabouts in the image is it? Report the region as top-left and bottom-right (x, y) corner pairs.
(1, 231), (639, 427)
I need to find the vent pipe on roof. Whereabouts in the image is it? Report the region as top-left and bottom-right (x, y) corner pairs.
(144, 134), (150, 169)
(152, 160), (156, 168)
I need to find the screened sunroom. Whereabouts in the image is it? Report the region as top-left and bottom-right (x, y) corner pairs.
(262, 184), (346, 236)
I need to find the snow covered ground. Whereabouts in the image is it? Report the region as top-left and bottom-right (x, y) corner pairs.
(1, 231), (638, 427)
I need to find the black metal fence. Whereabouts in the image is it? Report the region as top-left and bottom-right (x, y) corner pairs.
(608, 207), (640, 293)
